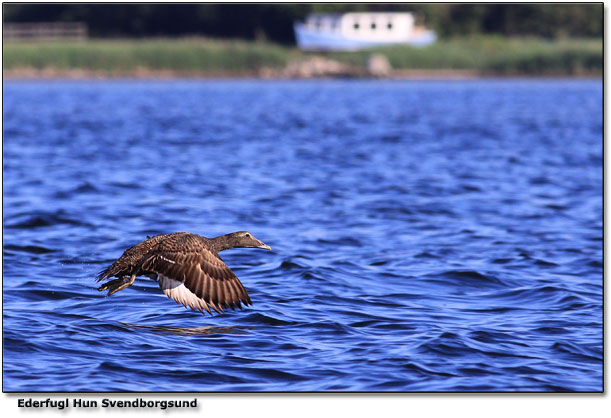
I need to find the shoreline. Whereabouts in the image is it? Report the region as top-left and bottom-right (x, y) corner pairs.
(2, 68), (601, 81)
(4, 37), (601, 81)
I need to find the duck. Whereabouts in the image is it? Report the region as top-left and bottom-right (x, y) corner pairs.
(96, 231), (271, 315)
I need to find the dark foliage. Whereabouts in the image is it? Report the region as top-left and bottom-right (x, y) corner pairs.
(2, 3), (602, 43)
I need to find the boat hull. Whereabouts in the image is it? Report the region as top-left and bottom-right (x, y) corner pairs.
(294, 23), (436, 51)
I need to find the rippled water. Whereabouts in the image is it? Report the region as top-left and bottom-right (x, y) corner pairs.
(3, 79), (602, 392)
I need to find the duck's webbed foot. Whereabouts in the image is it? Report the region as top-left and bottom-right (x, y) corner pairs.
(98, 274), (136, 296)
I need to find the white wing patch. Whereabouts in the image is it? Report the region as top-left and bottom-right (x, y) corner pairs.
(158, 255), (178, 264)
(158, 274), (212, 315)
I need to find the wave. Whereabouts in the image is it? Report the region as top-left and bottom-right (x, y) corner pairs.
(5, 210), (90, 229)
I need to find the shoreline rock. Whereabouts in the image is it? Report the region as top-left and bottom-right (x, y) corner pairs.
(259, 56), (361, 79)
(367, 54), (392, 77)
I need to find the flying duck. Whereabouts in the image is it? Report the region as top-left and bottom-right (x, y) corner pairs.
(96, 231), (271, 315)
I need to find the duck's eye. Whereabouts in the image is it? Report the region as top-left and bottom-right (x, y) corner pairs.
(245, 233), (251, 238)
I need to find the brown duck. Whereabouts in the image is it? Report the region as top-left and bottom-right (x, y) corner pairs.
(96, 231), (271, 315)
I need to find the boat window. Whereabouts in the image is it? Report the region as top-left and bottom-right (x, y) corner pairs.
(353, 22), (360, 30)
(387, 22), (393, 30)
(371, 22), (377, 30)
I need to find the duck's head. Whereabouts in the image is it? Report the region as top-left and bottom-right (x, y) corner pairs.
(225, 231), (272, 250)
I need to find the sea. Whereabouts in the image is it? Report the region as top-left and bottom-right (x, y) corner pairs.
(2, 79), (602, 392)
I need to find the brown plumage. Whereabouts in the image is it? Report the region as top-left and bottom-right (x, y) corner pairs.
(96, 231), (271, 315)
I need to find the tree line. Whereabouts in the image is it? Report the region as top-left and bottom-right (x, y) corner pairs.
(3, 3), (602, 43)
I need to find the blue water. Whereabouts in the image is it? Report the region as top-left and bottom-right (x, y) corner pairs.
(3, 79), (602, 392)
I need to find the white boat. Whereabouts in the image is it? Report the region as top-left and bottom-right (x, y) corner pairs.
(294, 12), (436, 51)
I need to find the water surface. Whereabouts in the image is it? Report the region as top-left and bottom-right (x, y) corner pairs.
(3, 79), (602, 391)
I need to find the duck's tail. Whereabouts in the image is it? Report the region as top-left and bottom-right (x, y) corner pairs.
(96, 267), (112, 282)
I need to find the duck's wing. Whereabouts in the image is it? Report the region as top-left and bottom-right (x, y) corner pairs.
(139, 234), (252, 315)
(96, 233), (176, 282)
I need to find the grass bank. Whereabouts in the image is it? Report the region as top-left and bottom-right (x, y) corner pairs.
(331, 36), (601, 76)
(2, 38), (294, 76)
(2, 36), (602, 78)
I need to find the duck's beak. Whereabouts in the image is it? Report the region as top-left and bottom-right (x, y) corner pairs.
(256, 239), (272, 250)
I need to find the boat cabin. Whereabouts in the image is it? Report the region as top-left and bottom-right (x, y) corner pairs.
(303, 13), (416, 42)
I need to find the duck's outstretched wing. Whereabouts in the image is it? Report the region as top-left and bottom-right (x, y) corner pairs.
(139, 234), (252, 315)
